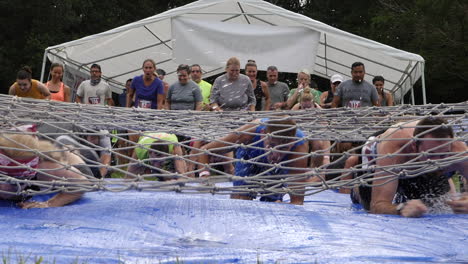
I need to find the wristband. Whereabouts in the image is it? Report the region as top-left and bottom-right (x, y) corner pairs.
(396, 202), (407, 215)
(199, 171), (210, 177)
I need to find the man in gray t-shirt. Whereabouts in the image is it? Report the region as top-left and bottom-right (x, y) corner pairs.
(167, 80), (203, 110)
(332, 62), (379, 108)
(266, 66), (290, 109)
(76, 64), (114, 106)
(210, 73), (255, 111)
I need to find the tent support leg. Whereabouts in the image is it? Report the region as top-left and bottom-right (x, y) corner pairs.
(421, 63), (427, 104)
(40, 50), (48, 83)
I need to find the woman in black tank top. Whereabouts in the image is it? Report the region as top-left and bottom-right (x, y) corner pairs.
(245, 60), (270, 111)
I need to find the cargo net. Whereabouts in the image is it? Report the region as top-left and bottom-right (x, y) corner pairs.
(0, 95), (466, 200)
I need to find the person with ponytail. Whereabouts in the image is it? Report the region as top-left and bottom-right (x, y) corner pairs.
(291, 87), (321, 110)
(45, 63), (71, 102)
(9, 66), (51, 100)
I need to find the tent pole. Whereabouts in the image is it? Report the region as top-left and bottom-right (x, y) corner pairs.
(400, 81), (404, 104)
(39, 50), (48, 83)
(421, 62), (427, 104)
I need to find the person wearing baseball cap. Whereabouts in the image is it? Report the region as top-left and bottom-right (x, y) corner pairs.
(320, 74), (343, 108)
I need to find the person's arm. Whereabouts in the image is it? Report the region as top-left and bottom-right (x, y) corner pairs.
(310, 139), (331, 167)
(75, 83), (84, 103)
(99, 153), (111, 177)
(98, 135), (112, 177)
(291, 103), (301, 110)
(371, 86), (380, 106)
(126, 86), (135, 108)
(286, 142), (310, 205)
(195, 101), (202, 111)
(331, 95), (341, 108)
(126, 151), (147, 179)
(37, 82), (51, 99)
(447, 193), (468, 214)
(320, 92), (329, 108)
(106, 98), (114, 106)
(199, 122), (258, 170)
(371, 139), (427, 217)
(339, 155), (360, 194)
(209, 78), (222, 111)
(261, 81), (271, 111)
(157, 93), (165, 110)
(8, 84), (16, 95)
(173, 145), (187, 175)
(193, 85), (203, 111)
(166, 99), (171, 110)
(445, 141), (468, 177)
(63, 85), (72, 102)
(286, 87), (301, 109)
(156, 80), (165, 110)
(386, 92), (394, 106)
(246, 79), (256, 111)
(19, 162), (89, 208)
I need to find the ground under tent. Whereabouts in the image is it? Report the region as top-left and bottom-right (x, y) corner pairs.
(0, 186), (466, 263)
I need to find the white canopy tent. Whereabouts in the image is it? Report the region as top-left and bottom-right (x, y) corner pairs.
(41, 0), (426, 104)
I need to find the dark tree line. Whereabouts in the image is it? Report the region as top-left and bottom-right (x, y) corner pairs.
(0, 0), (466, 103)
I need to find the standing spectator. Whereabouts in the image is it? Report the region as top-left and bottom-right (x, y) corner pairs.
(245, 60), (271, 111)
(75, 64), (114, 106)
(45, 63), (71, 102)
(9, 66), (50, 100)
(210, 57), (256, 111)
(320, 74), (343, 108)
(156, 68), (170, 106)
(331, 62), (379, 108)
(118, 79), (131, 107)
(373, 76), (394, 106)
(287, 69), (321, 109)
(190, 64), (212, 111)
(266, 66), (289, 110)
(291, 88), (321, 110)
(166, 64), (203, 111)
(126, 59), (164, 109)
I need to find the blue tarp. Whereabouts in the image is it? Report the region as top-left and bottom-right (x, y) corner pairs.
(0, 187), (467, 263)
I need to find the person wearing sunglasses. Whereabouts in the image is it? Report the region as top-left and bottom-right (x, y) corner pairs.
(320, 74), (343, 108)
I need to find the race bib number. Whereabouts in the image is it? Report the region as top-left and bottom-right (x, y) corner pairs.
(138, 99), (152, 109)
(88, 97), (101, 105)
(347, 100), (362, 108)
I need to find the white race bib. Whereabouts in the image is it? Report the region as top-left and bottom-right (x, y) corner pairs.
(88, 97), (101, 104)
(138, 99), (152, 109)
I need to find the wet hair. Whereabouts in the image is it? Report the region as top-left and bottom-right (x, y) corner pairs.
(372, 76), (385, 84)
(413, 117), (454, 145)
(226, 57), (240, 69)
(265, 119), (297, 138)
(150, 143), (169, 154)
(267, 65), (278, 72)
(177, 64), (191, 74)
(301, 88), (314, 102)
(50, 63), (64, 72)
(90, 64), (101, 72)
(351, 62), (365, 71)
(17, 66), (32, 81)
(142, 59), (156, 68)
(156, 69), (166, 76)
